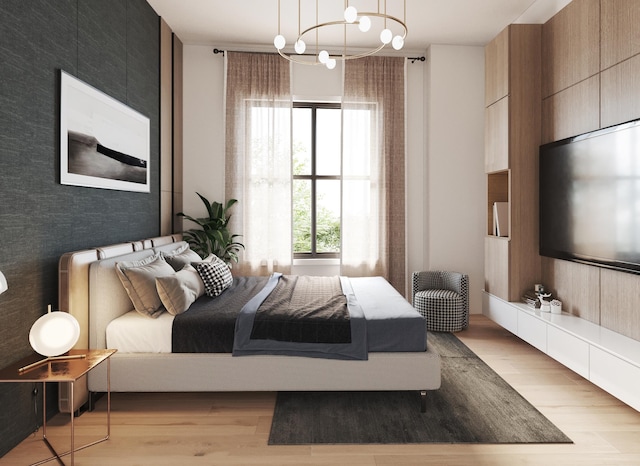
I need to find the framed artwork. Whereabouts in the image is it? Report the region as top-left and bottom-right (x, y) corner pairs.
(60, 70), (150, 192)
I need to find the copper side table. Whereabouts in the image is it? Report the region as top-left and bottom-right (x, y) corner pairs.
(0, 349), (116, 465)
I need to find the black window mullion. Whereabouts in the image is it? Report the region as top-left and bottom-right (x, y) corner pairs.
(310, 106), (317, 255)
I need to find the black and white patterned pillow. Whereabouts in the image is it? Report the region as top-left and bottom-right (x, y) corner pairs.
(194, 256), (233, 297)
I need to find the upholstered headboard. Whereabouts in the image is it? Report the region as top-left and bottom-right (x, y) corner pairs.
(88, 240), (187, 349)
(58, 234), (182, 350)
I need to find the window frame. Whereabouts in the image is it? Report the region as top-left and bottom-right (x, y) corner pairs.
(292, 101), (341, 259)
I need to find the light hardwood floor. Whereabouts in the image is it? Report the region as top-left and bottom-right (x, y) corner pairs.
(3, 314), (640, 465)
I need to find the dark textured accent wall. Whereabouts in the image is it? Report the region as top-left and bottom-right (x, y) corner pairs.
(0, 0), (160, 457)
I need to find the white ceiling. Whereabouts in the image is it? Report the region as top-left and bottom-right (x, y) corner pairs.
(147, 0), (572, 55)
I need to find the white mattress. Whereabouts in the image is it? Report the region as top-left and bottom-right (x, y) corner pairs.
(106, 310), (175, 353)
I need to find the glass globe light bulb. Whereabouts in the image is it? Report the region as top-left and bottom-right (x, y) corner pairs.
(294, 39), (306, 54)
(344, 6), (358, 23)
(274, 34), (286, 50)
(358, 16), (371, 32)
(326, 58), (337, 70)
(380, 28), (392, 45)
(392, 35), (404, 50)
(318, 50), (329, 64)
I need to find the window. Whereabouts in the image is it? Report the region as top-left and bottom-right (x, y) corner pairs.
(292, 102), (341, 258)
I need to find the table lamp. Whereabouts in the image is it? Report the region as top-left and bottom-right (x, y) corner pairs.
(19, 304), (83, 373)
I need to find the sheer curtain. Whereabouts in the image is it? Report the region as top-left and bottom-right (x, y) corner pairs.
(225, 52), (292, 275)
(342, 56), (406, 294)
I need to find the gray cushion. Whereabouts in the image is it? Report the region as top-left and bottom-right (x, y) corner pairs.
(156, 265), (205, 315)
(115, 253), (175, 318)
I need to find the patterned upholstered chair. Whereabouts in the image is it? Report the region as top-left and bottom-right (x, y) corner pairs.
(411, 271), (469, 332)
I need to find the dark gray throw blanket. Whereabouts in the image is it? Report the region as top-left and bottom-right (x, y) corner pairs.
(172, 274), (367, 359)
(251, 275), (351, 344)
(172, 276), (269, 353)
(233, 274), (368, 360)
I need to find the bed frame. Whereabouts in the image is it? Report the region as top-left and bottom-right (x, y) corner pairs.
(58, 235), (441, 413)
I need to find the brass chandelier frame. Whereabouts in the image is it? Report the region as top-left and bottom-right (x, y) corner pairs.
(274, 0), (408, 67)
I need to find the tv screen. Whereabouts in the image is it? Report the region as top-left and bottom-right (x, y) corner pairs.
(539, 119), (640, 274)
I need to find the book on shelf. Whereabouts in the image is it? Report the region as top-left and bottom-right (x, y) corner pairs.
(493, 202), (509, 237)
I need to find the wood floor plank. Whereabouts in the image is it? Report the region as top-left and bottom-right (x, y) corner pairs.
(3, 314), (640, 465)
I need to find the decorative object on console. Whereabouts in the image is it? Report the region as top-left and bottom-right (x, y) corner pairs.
(538, 292), (552, 313)
(0, 270), (7, 294)
(550, 299), (562, 314)
(522, 290), (541, 308)
(273, 0), (407, 69)
(20, 305), (82, 373)
(177, 193), (245, 265)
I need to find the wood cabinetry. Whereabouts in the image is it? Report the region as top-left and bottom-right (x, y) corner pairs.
(484, 24), (541, 302)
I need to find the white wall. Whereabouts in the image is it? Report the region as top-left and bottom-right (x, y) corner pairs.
(181, 45), (486, 311)
(425, 45), (486, 313)
(182, 45), (225, 217)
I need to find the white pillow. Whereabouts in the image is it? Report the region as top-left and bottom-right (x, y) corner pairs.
(156, 265), (205, 315)
(115, 254), (175, 318)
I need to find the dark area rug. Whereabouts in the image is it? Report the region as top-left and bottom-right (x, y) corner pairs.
(268, 331), (572, 445)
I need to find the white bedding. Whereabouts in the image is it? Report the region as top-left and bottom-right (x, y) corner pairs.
(106, 310), (174, 353)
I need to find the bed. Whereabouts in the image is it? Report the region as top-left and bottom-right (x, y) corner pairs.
(58, 235), (441, 413)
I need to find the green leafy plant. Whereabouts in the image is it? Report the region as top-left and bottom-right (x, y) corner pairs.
(177, 193), (245, 265)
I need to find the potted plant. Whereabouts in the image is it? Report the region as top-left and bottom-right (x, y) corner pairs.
(177, 193), (245, 265)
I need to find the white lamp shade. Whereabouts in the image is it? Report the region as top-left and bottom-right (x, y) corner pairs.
(344, 6), (358, 23)
(358, 16), (371, 32)
(294, 39), (306, 54)
(274, 34), (286, 50)
(29, 311), (80, 357)
(392, 35), (404, 50)
(0, 271), (7, 294)
(380, 28), (392, 44)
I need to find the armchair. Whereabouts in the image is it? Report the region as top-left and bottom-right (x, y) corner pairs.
(411, 271), (469, 332)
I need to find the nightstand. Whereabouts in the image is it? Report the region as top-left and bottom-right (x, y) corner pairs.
(0, 349), (116, 466)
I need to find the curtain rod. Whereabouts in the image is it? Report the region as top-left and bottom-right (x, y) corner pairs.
(213, 48), (425, 63)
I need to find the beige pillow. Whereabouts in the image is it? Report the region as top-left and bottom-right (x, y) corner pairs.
(161, 243), (202, 271)
(156, 265), (205, 315)
(115, 253), (175, 318)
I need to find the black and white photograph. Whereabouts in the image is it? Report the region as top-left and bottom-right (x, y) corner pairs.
(60, 70), (150, 192)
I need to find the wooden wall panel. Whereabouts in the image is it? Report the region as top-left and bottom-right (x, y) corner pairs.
(173, 35), (184, 234)
(601, 54), (640, 128)
(601, 0), (640, 70)
(541, 75), (600, 143)
(160, 19), (173, 236)
(509, 25), (542, 302)
(541, 257), (600, 323)
(485, 237), (509, 300)
(485, 27), (509, 106)
(541, 0), (600, 98)
(484, 97), (509, 173)
(600, 269), (640, 340)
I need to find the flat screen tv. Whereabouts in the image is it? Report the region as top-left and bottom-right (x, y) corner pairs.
(539, 118), (640, 274)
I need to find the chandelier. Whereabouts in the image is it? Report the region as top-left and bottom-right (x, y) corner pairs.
(273, 0), (407, 69)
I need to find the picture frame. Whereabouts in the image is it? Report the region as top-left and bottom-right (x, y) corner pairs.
(60, 70), (150, 192)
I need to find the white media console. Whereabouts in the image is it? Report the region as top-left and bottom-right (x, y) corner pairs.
(483, 291), (640, 412)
